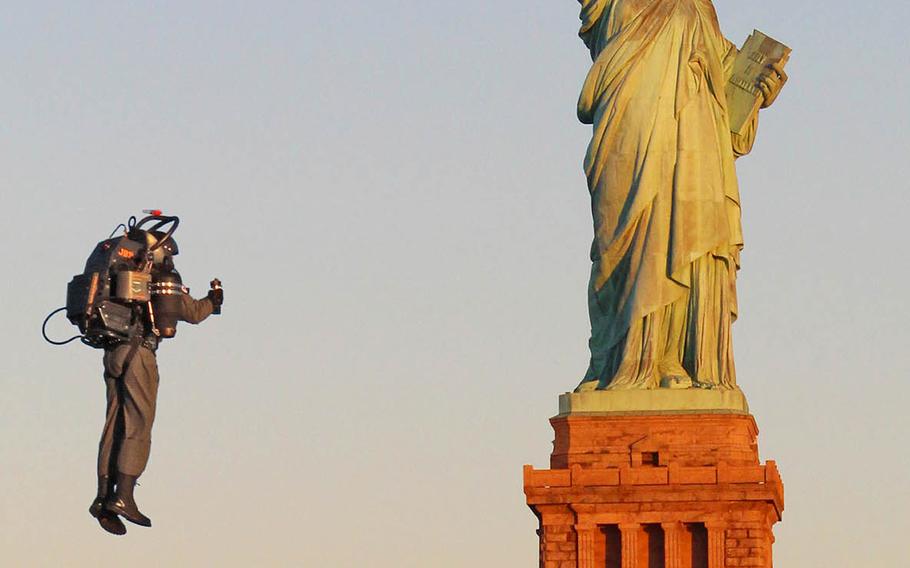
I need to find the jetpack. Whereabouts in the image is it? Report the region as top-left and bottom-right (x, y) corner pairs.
(42, 211), (200, 348)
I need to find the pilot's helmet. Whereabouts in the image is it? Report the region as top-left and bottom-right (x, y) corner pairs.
(146, 230), (179, 266)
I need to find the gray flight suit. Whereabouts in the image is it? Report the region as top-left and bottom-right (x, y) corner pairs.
(97, 294), (214, 478)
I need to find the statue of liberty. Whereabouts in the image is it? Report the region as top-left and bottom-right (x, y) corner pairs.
(574, 0), (788, 391)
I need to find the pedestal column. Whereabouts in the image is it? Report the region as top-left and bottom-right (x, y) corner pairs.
(576, 524), (596, 568)
(662, 522), (682, 568)
(705, 522), (726, 568)
(619, 523), (641, 568)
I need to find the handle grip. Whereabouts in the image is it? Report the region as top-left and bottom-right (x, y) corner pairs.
(210, 279), (222, 315)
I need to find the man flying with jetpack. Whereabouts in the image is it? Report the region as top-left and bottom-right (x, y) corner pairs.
(43, 211), (224, 535)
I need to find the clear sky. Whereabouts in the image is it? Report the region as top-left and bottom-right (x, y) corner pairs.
(1, 1), (907, 566)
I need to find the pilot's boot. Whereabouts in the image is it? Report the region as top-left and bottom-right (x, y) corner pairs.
(105, 473), (152, 527)
(89, 475), (127, 536)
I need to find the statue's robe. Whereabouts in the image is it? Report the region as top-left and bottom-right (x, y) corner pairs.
(577, 0), (758, 390)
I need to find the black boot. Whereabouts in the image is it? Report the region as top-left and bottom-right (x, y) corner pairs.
(89, 475), (127, 536)
(105, 473), (152, 527)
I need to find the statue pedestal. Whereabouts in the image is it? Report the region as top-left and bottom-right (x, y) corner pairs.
(559, 388), (750, 415)
(524, 393), (784, 567)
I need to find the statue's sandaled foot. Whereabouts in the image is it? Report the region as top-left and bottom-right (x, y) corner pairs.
(659, 374), (693, 389)
(89, 498), (127, 536)
(658, 360), (693, 389)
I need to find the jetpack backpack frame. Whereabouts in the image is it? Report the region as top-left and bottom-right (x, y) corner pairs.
(42, 212), (190, 349)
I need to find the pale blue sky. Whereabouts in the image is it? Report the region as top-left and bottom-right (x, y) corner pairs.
(1, 1), (908, 566)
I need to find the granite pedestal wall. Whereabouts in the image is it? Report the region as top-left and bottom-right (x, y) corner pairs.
(524, 390), (783, 568)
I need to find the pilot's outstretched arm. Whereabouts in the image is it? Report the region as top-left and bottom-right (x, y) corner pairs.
(178, 294), (214, 324)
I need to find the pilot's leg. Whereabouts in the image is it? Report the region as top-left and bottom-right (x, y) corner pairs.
(90, 347), (128, 535)
(104, 345), (159, 527)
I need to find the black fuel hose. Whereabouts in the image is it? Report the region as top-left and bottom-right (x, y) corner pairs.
(41, 307), (83, 346)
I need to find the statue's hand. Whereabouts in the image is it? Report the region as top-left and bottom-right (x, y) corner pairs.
(758, 61), (788, 109)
